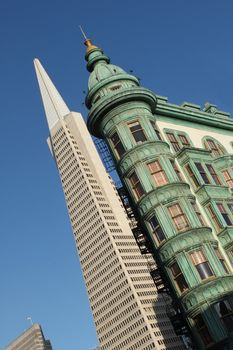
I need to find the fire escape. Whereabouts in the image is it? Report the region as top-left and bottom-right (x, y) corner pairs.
(95, 138), (194, 348)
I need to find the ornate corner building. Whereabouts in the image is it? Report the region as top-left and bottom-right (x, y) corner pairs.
(34, 37), (233, 350)
(84, 39), (233, 349)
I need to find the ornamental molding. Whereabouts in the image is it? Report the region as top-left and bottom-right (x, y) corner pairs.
(159, 228), (215, 263)
(180, 276), (233, 315)
(138, 183), (191, 215)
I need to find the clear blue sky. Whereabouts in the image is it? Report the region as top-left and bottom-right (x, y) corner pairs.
(1, 0), (233, 349)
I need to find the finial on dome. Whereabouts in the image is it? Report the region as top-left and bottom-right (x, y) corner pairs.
(79, 25), (97, 54)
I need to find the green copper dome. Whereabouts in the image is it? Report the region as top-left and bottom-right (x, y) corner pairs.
(88, 63), (126, 90)
(84, 39), (140, 108)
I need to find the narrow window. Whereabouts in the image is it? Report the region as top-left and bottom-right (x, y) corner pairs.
(150, 121), (162, 140)
(195, 162), (211, 184)
(110, 132), (125, 157)
(148, 160), (168, 187)
(128, 121), (147, 143)
(193, 314), (214, 346)
(206, 164), (222, 185)
(217, 203), (233, 226)
(222, 170), (233, 189)
(168, 203), (189, 231)
(191, 201), (206, 226)
(170, 160), (183, 181)
(129, 172), (145, 199)
(190, 250), (214, 280)
(214, 248), (228, 273)
(227, 203), (233, 214)
(207, 205), (222, 230)
(214, 301), (233, 333)
(170, 262), (189, 293)
(149, 215), (165, 243)
(178, 134), (191, 147)
(185, 164), (199, 188)
(229, 248), (233, 259)
(166, 132), (181, 152)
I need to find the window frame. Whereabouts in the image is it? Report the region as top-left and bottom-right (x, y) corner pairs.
(193, 314), (214, 346)
(206, 164), (222, 186)
(185, 164), (200, 188)
(190, 250), (214, 280)
(110, 131), (126, 158)
(191, 200), (206, 226)
(128, 120), (147, 143)
(204, 138), (226, 156)
(165, 130), (192, 152)
(170, 262), (189, 293)
(147, 160), (168, 187)
(128, 171), (145, 200)
(170, 159), (183, 182)
(216, 203), (233, 226)
(167, 203), (190, 232)
(206, 204), (223, 231)
(222, 169), (233, 189)
(214, 300), (233, 334)
(150, 120), (162, 141)
(148, 215), (166, 244)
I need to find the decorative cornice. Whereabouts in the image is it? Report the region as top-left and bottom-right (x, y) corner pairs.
(138, 182), (192, 216)
(87, 88), (157, 137)
(195, 184), (231, 205)
(158, 227), (214, 263)
(180, 275), (233, 315)
(155, 101), (233, 132)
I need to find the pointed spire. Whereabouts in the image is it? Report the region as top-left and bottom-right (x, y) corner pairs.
(34, 59), (70, 130)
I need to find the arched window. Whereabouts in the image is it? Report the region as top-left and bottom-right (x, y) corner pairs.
(164, 129), (192, 152)
(203, 137), (227, 156)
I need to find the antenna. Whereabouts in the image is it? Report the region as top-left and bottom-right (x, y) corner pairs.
(27, 316), (33, 325)
(79, 25), (88, 40)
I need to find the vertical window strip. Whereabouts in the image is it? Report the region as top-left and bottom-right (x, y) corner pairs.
(207, 205), (222, 230)
(206, 164), (221, 185)
(185, 164), (199, 188)
(166, 132), (181, 152)
(149, 215), (165, 243)
(193, 314), (214, 346)
(191, 201), (206, 226)
(110, 132), (125, 158)
(150, 121), (162, 140)
(214, 300), (233, 333)
(170, 262), (189, 293)
(195, 162), (211, 184)
(170, 159), (183, 181)
(129, 172), (145, 199)
(148, 160), (168, 187)
(178, 134), (191, 147)
(222, 170), (233, 189)
(214, 248), (228, 273)
(217, 203), (233, 226)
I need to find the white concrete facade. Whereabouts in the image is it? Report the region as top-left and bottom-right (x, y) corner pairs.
(4, 324), (52, 350)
